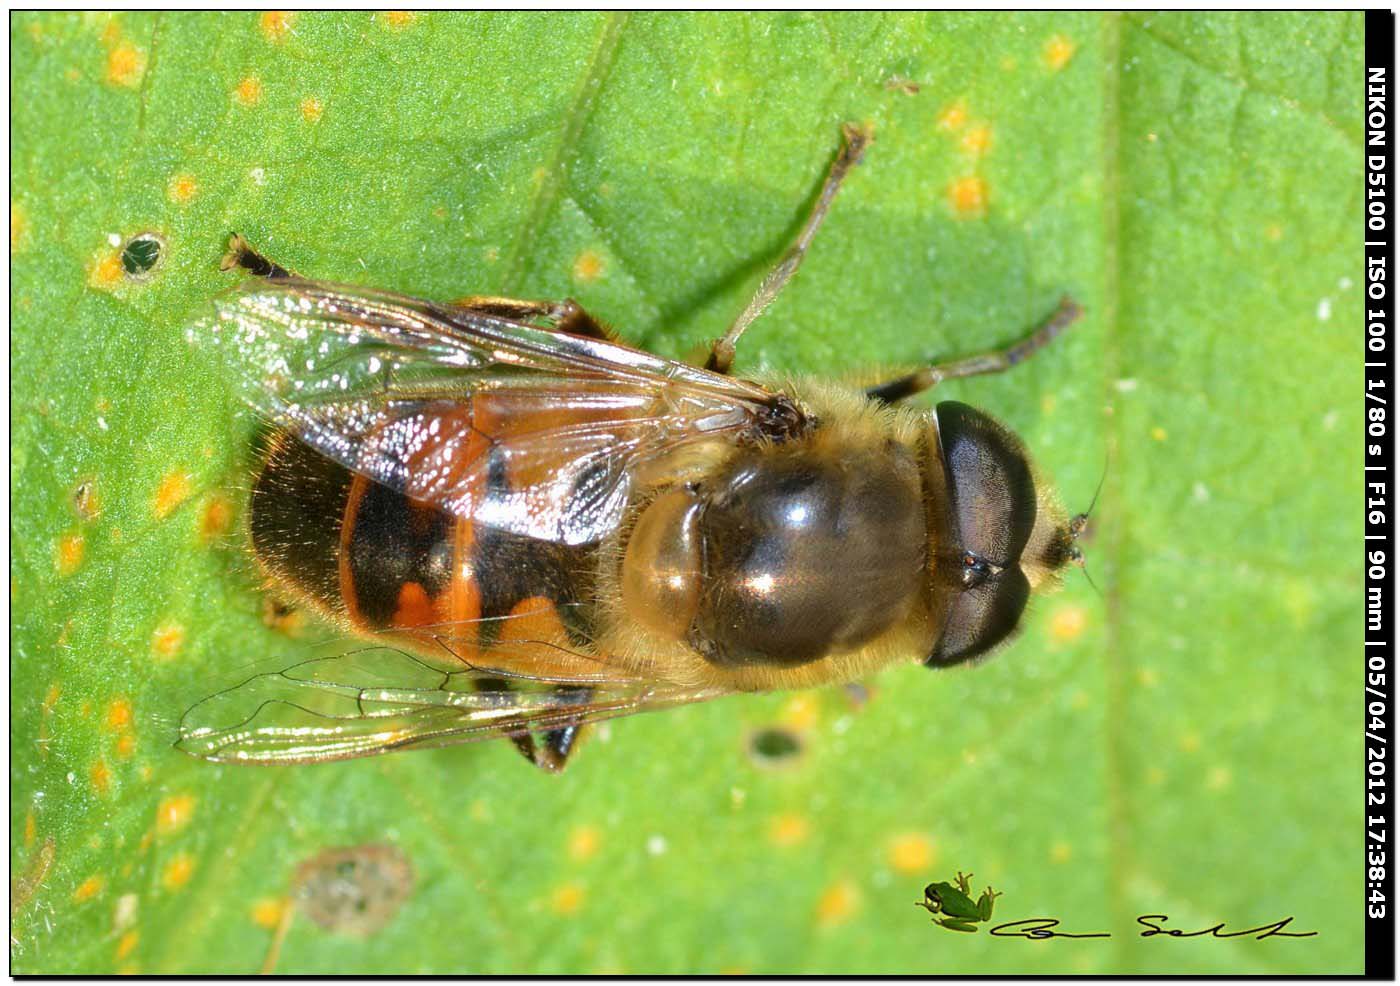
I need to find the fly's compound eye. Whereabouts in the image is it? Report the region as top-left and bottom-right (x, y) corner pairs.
(925, 401), (1040, 668)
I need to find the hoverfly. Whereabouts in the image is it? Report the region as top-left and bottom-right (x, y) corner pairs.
(179, 124), (1087, 772)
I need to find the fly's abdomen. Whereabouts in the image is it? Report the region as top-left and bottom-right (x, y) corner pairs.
(250, 421), (602, 677)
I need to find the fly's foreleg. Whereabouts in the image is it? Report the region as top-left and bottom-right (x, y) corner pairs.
(705, 122), (873, 375)
(865, 296), (1083, 404)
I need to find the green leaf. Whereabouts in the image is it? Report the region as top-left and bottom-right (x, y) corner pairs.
(11, 11), (1363, 974)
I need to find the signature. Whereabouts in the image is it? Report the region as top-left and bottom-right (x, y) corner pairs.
(987, 915), (1317, 941)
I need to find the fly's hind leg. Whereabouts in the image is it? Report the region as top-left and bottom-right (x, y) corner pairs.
(865, 296), (1083, 404)
(450, 296), (614, 341)
(492, 684), (594, 773)
(704, 122), (873, 375)
(222, 233), (294, 278)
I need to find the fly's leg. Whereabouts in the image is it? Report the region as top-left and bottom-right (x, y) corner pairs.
(222, 233), (294, 278)
(450, 296), (613, 341)
(493, 684), (594, 773)
(865, 297), (1083, 404)
(704, 122), (873, 375)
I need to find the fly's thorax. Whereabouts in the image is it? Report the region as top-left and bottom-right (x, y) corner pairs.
(618, 406), (932, 684)
(920, 401), (1073, 667)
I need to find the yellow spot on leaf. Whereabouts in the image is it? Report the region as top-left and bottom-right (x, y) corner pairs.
(1179, 731), (1200, 753)
(24, 810), (36, 846)
(948, 176), (987, 218)
(156, 794), (195, 835)
(43, 683), (61, 714)
(769, 813), (809, 848)
(74, 874), (106, 903)
(105, 42), (145, 88)
(961, 125), (993, 156)
(260, 11), (293, 42)
(815, 879), (860, 928)
(116, 734), (137, 759)
(779, 693), (820, 732)
(1265, 223), (1284, 242)
(568, 825), (600, 861)
(1049, 605), (1087, 643)
(1150, 426), (1167, 442)
(105, 697), (132, 728)
(53, 531), (87, 576)
(1206, 765), (1232, 791)
(200, 494), (233, 541)
(1050, 841), (1073, 864)
(116, 930), (139, 960)
(91, 760), (113, 796)
(1043, 35), (1077, 72)
(550, 882), (584, 915)
(154, 470), (192, 519)
(234, 76), (263, 106)
(167, 174), (197, 204)
(887, 832), (935, 874)
(572, 249), (605, 282)
(1136, 667), (1159, 688)
(11, 201), (29, 252)
(251, 897), (288, 929)
(936, 101), (967, 131)
(382, 10), (415, 29)
(1146, 766), (1165, 786)
(299, 96), (323, 123)
(162, 853), (194, 890)
(151, 621), (185, 661)
(88, 250), (124, 291)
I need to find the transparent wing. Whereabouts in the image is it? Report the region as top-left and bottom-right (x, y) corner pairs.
(189, 277), (795, 544)
(176, 641), (725, 765)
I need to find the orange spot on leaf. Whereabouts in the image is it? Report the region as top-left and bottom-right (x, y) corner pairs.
(1050, 605), (1088, 643)
(887, 832), (935, 874)
(151, 621), (186, 661)
(550, 882), (585, 915)
(572, 249), (605, 282)
(156, 794), (196, 835)
(56, 533), (85, 575)
(568, 826), (601, 861)
(769, 813), (809, 848)
(105, 42), (145, 87)
(162, 853), (194, 890)
(234, 76), (263, 106)
(383, 10), (415, 29)
(936, 101), (967, 132)
(251, 897), (288, 929)
(167, 174), (198, 204)
(260, 11), (293, 42)
(299, 96), (323, 123)
(105, 698), (133, 731)
(11, 201), (29, 252)
(200, 495), (233, 541)
(115, 733), (137, 759)
(73, 874), (106, 903)
(91, 760), (113, 796)
(88, 250), (124, 291)
(948, 176), (988, 218)
(154, 470), (192, 519)
(115, 930), (139, 960)
(815, 879), (860, 928)
(960, 125), (994, 157)
(1044, 34), (1077, 72)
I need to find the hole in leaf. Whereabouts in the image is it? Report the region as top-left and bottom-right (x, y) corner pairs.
(120, 232), (164, 278)
(747, 726), (805, 768)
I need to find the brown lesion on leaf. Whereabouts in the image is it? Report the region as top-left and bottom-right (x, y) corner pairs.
(73, 478), (101, 521)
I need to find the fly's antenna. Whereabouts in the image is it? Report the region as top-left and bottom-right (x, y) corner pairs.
(1068, 453), (1108, 597)
(1070, 454), (1109, 538)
